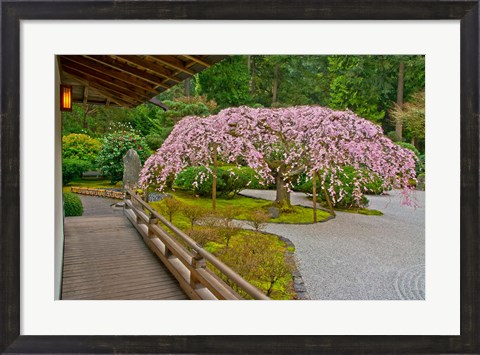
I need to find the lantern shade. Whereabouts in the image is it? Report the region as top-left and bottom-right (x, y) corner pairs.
(60, 85), (72, 111)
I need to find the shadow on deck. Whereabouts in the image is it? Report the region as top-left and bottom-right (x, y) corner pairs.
(61, 195), (187, 300)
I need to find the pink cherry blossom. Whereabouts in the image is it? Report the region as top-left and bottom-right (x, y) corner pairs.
(139, 106), (417, 205)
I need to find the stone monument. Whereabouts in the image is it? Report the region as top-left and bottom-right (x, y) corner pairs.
(122, 149), (142, 190)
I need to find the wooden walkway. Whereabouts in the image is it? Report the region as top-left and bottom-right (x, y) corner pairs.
(61, 195), (187, 300)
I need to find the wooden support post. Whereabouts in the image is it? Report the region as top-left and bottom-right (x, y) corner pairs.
(316, 172), (336, 217)
(190, 251), (206, 287)
(212, 144), (218, 211)
(148, 214), (158, 238)
(312, 171), (317, 223)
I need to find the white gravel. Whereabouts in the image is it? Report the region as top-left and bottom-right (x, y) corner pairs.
(239, 189), (425, 300)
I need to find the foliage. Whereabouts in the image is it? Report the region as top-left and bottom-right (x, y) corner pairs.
(217, 232), (294, 298)
(62, 104), (134, 137)
(246, 210), (270, 232)
(187, 227), (218, 246)
(141, 106), (417, 206)
(62, 55), (424, 156)
(62, 159), (91, 185)
(63, 192), (83, 216)
(145, 133), (166, 151)
(196, 56), (252, 108)
(96, 126), (150, 183)
(390, 90), (425, 145)
(181, 204), (209, 230)
(151, 189), (329, 224)
(164, 97), (218, 121)
(62, 133), (101, 165)
(250, 55), (331, 107)
(396, 142), (424, 175)
(160, 196), (183, 222)
(327, 56), (423, 125)
(174, 166), (254, 198)
(294, 166), (385, 207)
(327, 55), (425, 126)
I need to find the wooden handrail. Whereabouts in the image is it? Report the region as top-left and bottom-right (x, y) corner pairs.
(124, 189), (270, 300)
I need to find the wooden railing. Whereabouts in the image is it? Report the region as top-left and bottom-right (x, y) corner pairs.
(124, 189), (270, 300)
(71, 186), (125, 200)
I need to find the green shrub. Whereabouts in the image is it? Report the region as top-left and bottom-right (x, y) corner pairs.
(181, 204), (209, 229)
(174, 166), (260, 198)
(145, 134), (165, 151)
(62, 159), (91, 185)
(62, 133), (101, 165)
(96, 128), (150, 184)
(63, 192), (83, 216)
(387, 131), (400, 142)
(364, 174), (385, 195)
(246, 209), (270, 232)
(397, 142), (424, 175)
(293, 167), (377, 208)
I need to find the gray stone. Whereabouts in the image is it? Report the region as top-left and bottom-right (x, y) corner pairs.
(148, 192), (172, 202)
(122, 149), (142, 190)
(82, 170), (103, 178)
(267, 206), (280, 218)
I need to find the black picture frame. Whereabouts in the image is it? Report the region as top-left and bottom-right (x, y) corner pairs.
(1, 1), (478, 353)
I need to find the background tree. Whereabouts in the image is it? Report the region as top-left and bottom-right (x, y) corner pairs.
(390, 91), (425, 148)
(196, 55), (252, 108)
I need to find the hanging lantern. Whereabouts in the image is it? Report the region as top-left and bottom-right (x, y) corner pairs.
(60, 85), (72, 111)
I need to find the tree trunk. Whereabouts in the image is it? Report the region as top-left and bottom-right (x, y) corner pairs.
(82, 104), (97, 130)
(317, 172), (335, 217)
(184, 77), (191, 98)
(312, 172), (317, 223)
(272, 63), (279, 105)
(249, 55), (256, 95)
(275, 165), (291, 207)
(212, 144), (218, 210)
(82, 105), (90, 130)
(395, 61), (405, 141)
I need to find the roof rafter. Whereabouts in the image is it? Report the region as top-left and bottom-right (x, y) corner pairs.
(59, 55), (227, 108)
(148, 55), (195, 76)
(61, 62), (152, 102)
(83, 55), (170, 89)
(113, 55), (181, 84)
(63, 55), (161, 94)
(62, 68), (142, 107)
(183, 55), (212, 68)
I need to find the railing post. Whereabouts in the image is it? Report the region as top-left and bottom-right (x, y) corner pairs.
(124, 191), (131, 210)
(190, 250), (206, 287)
(148, 213), (158, 238)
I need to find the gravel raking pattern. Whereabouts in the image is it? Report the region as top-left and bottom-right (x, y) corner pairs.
(239, 189), (425, 300)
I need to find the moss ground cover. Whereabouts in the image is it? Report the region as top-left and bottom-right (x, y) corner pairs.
(149, 197), (296, 299)
(152, 189), (330, 224)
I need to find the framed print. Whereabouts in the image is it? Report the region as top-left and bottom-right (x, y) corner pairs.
(1, 1), (478, 353)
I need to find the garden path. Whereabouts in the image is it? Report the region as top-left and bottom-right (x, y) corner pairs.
(62, 195), (188, 300)
(239, 189), (425, 300)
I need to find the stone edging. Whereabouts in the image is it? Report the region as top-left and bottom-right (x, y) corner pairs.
(70, 186), (125, 200)
(277, 235), (310, 300)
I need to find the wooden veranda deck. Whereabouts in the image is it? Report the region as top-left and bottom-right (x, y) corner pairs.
(62, 190), (270, 300)
(61, 195), (187, 300)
